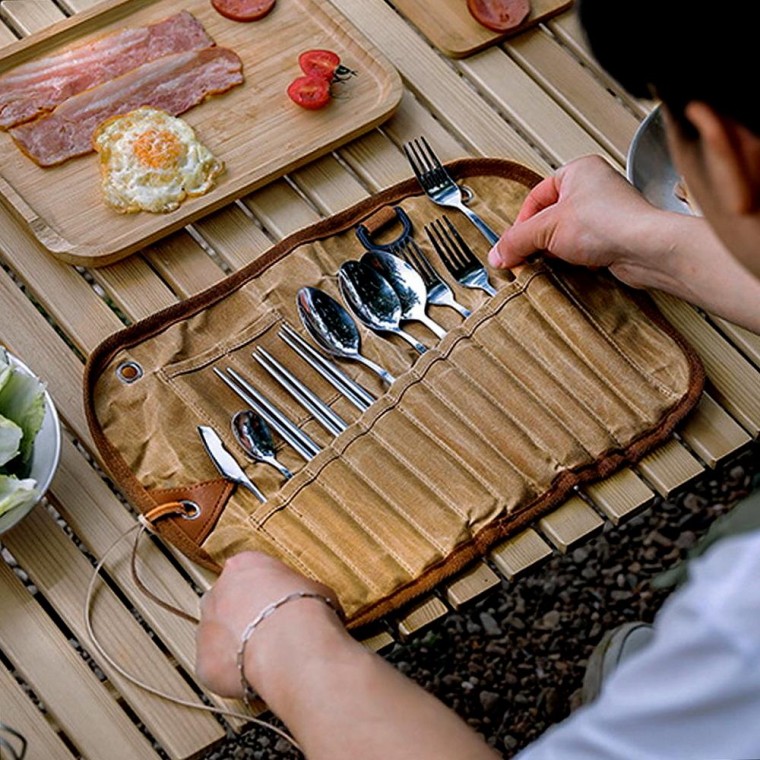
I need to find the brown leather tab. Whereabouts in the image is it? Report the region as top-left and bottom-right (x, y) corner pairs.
(148, 478), (234, 546)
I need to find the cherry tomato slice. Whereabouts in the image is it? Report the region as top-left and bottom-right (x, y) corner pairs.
(287, 75), (331, 110)
(210, 0), (276, 22)
(298, 49), (342, 81)
(467, 0), (531, 32)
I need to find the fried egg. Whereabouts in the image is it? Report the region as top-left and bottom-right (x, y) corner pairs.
(92, 107), (224, 214)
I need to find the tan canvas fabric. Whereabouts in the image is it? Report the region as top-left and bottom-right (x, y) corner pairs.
(84, 158), (704, 628)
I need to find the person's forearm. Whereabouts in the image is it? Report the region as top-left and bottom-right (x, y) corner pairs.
(246, 602), (500, 760)
(614, 213), (760, 332)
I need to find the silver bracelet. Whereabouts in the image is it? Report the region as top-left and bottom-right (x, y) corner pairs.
(236, 591), (340, 709)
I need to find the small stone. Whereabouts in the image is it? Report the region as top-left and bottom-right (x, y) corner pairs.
(466, 620), (482, 635)
(537, 610), (561, 630)
(479, 690), (501, 713)
(503, 735), (519, 751)
(275, 738), (293, 754)
(479, 612), (502, 637)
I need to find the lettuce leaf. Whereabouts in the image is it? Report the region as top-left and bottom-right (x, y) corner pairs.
(0, 474), (38, 518)
(0, 354), (46, 464)
(0, 414), (23, 468)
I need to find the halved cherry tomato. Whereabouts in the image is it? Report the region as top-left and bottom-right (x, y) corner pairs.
(210, 0), (276, 22)
(298, 49), (341, 80)
(467, 0), (531, 32)
(287, 75), (332, 110)
(298, 49), (355, 82)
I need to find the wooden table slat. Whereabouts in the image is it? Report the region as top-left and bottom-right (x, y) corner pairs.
(0, 0), (65, 34)
(505, 27), (641, 163)
(1, 505), (226, 758)
(396, 596), (450, 639)
(582, 467), (655, 525)
(0, 667), (75, 760)
(711, 317), (760, 371)
(489, 527), (553, 579)
(679, 393), (752, 469)
(0, 215), (124, 355)
(636, 438), (705, 498)
(443, 560), (502, 609)
(627, 438), (704, 499)
(0, 561), (160, 760)
(0, 269), (93, 447)
(537, 496), (605, 553)
(459, 43), (616, 167)
(653, 295), (760, 436)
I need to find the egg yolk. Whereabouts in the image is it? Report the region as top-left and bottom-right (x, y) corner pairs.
(132, 128), (183, 169)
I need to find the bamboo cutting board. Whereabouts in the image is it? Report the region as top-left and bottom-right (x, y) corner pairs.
(394, 0), (574, 58)
(0, 0), (402, 267)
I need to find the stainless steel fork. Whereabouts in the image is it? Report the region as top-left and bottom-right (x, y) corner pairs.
(403, 136), (500, 246)
(425, 215), (497, 296)
(394, 237), (471, 318)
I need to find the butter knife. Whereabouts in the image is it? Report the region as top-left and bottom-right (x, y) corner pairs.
(197, 424), (266, 503)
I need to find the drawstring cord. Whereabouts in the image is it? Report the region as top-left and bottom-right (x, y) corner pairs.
(83, 503), (302, 754)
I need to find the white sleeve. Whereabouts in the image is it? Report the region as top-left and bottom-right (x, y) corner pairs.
(515, 529), (760, 760)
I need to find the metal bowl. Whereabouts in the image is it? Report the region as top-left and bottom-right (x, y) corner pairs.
(0, 353), (61, 535)
(626, 104), (695, 216)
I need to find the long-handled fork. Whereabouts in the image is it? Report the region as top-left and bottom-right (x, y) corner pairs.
(403, 136), (500, 246)
(394, 237), (471, 319)
(425, 215), (498, 296)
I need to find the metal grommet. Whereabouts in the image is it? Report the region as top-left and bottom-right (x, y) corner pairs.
(179, 500), (202, 520)
(116, 360), (143, 384)
(460, 184), (474, 204)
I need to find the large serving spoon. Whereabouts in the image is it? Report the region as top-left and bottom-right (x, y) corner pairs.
(297, 286), (397, 386)
(361, 249), (447, 339)
(338, 260), (428, 354)
(231, 409), (293, 480)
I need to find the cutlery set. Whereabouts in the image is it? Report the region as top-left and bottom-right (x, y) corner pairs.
(200, 138), (502, 498)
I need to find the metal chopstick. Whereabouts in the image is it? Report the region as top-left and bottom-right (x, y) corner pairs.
(278, 323), (375, 411)
(253, 347), (348, 436)
(213, 367), (321, 461)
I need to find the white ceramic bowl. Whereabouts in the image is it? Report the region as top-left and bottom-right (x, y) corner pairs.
(0, 353), (61, 535)
(626, 104), (696, 216)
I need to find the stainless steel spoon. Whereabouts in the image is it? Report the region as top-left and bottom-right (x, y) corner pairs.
(338, 260), (428, 354)
(297, 287), (396, 386)
(231, 410), (293, 480)
(361, 249), (447, 339)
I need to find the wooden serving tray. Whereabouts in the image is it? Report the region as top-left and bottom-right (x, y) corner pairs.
(394, 0), (573, 58)
(0, 0), (402, 267)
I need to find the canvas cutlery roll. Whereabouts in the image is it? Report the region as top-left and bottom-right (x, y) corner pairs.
(84, 157), (704, 629)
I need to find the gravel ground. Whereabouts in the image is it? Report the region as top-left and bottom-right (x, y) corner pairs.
(203, 440), (759, 759)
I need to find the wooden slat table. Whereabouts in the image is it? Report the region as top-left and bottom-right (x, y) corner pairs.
(0, 1), (757, 757)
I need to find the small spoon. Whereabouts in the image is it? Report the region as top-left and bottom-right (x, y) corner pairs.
(296, 287), (396, 386)
(338, 260), (428, 354)
(361, 249), (447, 339)
(231, 410), (293, 480)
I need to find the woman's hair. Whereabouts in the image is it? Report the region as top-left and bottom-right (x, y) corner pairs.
(578, 0), (760, 137)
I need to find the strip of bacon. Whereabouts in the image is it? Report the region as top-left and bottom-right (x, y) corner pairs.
(9, 46), (244, 167)
(0, 11), (213, 130)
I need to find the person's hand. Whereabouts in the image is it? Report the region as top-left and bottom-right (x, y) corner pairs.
(195, 551), (342, 699)
(488, 154), (661, 288)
